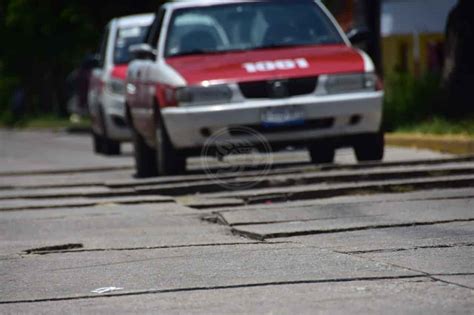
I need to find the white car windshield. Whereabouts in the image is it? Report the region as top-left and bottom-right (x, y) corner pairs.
(165, 1), (344, 57)
(114, 25), (149, 64)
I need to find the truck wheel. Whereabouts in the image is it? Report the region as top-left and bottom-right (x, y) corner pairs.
(131, 125), (157, 178)
(98, 108), (121, 156)
(101, 137), (121, 156)
(92, 131), (103, 154)
(354, 132), (385, 162)
(155, 114), (186, 176)
(309, 140), (336, 164)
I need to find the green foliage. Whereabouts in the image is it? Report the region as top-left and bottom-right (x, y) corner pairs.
(396, 116), (474, 136)
(0, 0), (164, 119)
(0, 75), (19, 112)
(0, 113), (91, 129)
(383, 73), (444, 131)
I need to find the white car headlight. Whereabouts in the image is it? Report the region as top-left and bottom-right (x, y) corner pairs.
(176, 84), (233, 106)
(107, 79), (126, 96)
(325, 73), (377, 94)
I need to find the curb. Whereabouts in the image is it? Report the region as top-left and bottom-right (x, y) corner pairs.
(386, 133), (474, 155)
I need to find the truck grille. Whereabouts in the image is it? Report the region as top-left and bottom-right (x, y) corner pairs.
(239, 76), (318, 99)
(229, 118), (334, 136)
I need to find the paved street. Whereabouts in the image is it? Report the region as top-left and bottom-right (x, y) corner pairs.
(0, 130), (473, 314)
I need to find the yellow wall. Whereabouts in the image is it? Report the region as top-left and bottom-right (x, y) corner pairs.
(382, 33), (445, 76)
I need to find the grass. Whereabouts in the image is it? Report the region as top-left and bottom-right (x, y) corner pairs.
(0, 113), (90, 130)
(383, 73), (443, 131)
(394, 116), (474, 137)
(382, 72), (474, 138)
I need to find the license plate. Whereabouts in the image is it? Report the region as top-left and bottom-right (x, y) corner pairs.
(261, 106), (305, 127)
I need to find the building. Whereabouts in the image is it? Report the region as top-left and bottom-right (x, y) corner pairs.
(381, 0), (457, 76)
(329, 0), (457, 76)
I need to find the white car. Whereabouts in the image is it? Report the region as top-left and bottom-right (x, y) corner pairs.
(126, 0), (384, 177)
(88, 13), (154, 155)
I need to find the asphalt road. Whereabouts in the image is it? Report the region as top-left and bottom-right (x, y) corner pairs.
(0, 130), (473, 314)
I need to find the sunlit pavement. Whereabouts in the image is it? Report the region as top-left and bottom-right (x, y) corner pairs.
(0, 130), (472, 314)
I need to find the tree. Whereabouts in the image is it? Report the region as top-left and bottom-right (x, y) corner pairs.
(443, 0), (474, 117)
(0, 0), (164, 117)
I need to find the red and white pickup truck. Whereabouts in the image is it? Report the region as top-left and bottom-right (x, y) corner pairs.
(88, 14), (154, 155)
(126, 0), (384, 177)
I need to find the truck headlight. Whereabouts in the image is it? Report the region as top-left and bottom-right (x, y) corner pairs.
(176, 84), (233, 106)
(107, 79), (126, 96)
(325, 73), (377, 94)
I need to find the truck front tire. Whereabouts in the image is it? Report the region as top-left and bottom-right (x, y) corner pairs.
(354, 132), (385, 162)
(95, 107), (121, 156)
(309, 140), (336, 164)
(155, 114), (186, 176)
(132, 125), (157, 178)
(92, 131), (103, 154)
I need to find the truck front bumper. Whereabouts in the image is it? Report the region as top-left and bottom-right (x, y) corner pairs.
(162, 91), (384, 150)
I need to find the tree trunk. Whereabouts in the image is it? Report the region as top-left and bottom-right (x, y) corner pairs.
(362, 0), (382, 75)
(443, 0), (474, 117)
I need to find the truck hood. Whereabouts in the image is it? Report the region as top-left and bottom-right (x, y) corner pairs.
(165, 45), (365, 85)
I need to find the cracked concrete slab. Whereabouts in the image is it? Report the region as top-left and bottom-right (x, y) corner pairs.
(105, 164), (313, 189)
(220, 198), (474, 226)
(0, 203), (249, 256)
(0, 243), (420, 303)
(178, 197), (246, 209)
(436, 275), (474, 289)
(137, 163), (474, 197)
(6, 155), (464, 193)
(359, 246), (474, 276)
(1, 130), (472, 313)
(0, 186), (112, 199)
(211, 187), (474, 213)
(103, 157), (474, 194)
(0, 170), (132, 190)
(278, 222), (474, 254)
(1, 278), (472, 314)
(0, 187), (140, 200)
(228, 198), (474, 239)
(209, 175), (474, 203)
(0, 195), (174, 212)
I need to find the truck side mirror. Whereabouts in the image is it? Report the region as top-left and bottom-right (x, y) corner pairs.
(129, 44), (157, 60)
(346, 28), (371, 45)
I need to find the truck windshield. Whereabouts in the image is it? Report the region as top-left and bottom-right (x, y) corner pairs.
(165, 2), (344, 58)
(114, 25), (149, 64)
